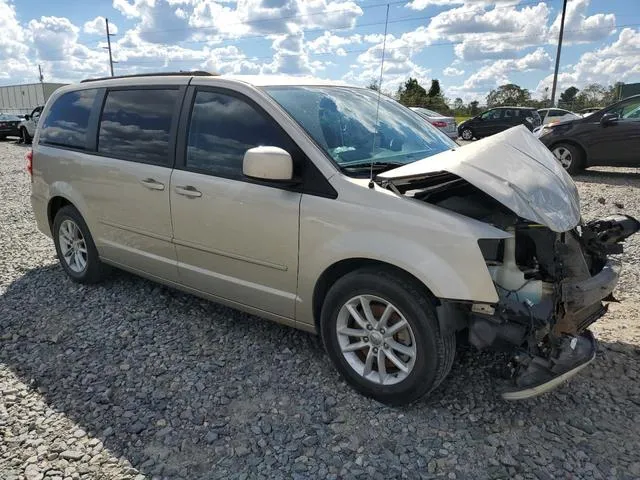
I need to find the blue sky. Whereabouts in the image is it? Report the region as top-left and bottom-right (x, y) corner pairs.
(2, 0), (639, 103)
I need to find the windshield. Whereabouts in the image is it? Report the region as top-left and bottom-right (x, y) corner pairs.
(265, 86), (457, 175)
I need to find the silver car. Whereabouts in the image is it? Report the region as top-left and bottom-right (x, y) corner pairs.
(28, 73), (638, 404)
(410, 107), (457, 139)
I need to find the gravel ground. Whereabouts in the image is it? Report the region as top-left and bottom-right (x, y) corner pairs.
(1, 139), (639, 480)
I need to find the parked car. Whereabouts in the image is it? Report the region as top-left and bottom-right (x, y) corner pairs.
(409, 107), (457, 139)
(28, 73), (638, 404)
(457, 106), (541, 140)
(537, 108), (581, 125)
(538, 94), (640, 173)
(577, 107), (603, 117)
(18, 105), (43, 143)
(0, 113), (22, 139)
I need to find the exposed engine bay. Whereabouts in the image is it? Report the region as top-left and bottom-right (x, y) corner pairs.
(382, 171), (640, 399)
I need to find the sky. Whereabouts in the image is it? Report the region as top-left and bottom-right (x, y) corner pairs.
(1, 0), (639, 103)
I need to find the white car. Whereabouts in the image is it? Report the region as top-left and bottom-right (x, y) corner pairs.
(18, 105), (43, 143)
(537, 108), (581, 126)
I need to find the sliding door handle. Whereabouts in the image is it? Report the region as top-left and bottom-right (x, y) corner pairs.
(175, 185), (202, 198)
(139, 178), (165, 190)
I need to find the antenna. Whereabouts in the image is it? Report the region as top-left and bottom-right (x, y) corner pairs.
(369, 3), (390, 189)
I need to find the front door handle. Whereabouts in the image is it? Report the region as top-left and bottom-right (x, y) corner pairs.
(175, 185), (202, 198)
(139, 178), (165, 191)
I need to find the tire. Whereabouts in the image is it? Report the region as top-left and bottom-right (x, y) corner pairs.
(460, 128), (474, 141)
(52, 205), (109, 284)
(551, 142), (584, 174)
(320, 268), (455, 405)
(20, 127), (31, 144)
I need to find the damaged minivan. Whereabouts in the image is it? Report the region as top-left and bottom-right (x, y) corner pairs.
(30, 74), (639, 405)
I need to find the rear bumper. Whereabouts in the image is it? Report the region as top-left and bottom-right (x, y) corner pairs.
(31, 194), (51, 238)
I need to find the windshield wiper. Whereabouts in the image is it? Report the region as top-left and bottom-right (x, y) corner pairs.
(341, 161), (405, 173)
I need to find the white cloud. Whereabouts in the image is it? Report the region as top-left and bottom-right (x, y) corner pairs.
(0, 0), (28, 62)
(83, 16), (118, 35)
(407, 0), (520, 10)
(549, 0), (615, 44)
(535, 28), (640, 95)
(461, 47), (553, 90)
(307, 32), (362, 55)
(443, 66), (464, 76)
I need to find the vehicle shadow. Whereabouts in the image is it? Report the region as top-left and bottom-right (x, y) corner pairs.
(575, 168), (640, 187)
(1, 265), (639, 478)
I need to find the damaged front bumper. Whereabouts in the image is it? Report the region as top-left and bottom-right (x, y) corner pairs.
(466, 214), (639, 399)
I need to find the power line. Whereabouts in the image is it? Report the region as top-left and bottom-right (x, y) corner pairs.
(113, 22), (640, 66)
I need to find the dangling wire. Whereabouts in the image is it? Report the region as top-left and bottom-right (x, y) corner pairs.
(369, 3), (390, 189)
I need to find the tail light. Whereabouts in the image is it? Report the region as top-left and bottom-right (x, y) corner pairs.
(25, 149), (33, 177)
(430, 121), (447, 128)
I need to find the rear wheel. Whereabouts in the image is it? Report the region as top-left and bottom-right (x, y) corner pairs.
(460, 128), (474, 141)
(53, 205), (109, 284)
(321, 268), (455, 405)
(552, 143), (584, 174)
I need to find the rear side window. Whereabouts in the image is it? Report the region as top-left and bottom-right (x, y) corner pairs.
(186, 90), (292, 179)
(39, 89), (98, 150)
(98, 89), (179, 165)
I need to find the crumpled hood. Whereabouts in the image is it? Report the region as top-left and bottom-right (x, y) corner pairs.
(377, 125), (581, 232)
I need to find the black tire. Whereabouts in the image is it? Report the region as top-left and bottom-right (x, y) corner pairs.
(460, 128), (474, 141)
(320, 268), (455, 405)
(551, 142), (584, 174)
(52, 205), (109, 284)
(20, 127), (31, 144)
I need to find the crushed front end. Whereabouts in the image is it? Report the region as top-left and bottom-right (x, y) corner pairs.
(473, 214), (638, 399)
(383, 169), (639, 399)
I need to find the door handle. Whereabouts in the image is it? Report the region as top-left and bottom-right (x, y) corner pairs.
(175, 185), (202, 198)
(139, 178), (165, 191)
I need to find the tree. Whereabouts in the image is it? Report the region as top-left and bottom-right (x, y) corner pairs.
(367, 79), (380, 92)
(453, 97), (464, 112)
(469, 100), (480, 115)
(397, 77), (429, 107)
(575, 83), (607, 108)
(559, 86), (579, 106)
(486, 84), (531, 107)
(427, 79), (441, 98)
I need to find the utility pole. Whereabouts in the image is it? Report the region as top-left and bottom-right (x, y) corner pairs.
(38, 64), (44, 83)
(104, 18), (116, 76)
(550, 0), (568, 107)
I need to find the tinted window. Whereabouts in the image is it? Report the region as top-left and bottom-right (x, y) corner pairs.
(98, 89), (179, 165)
(187, 90), (292, 179)
(39, 90), (97, 149)
(481, 110), (501, 120)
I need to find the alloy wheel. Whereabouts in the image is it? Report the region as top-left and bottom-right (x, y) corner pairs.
(461, 129), (472, 140)
(58, 219), (88, 273)
(553, 146), (573, 169)
(336, 295), (417, 385)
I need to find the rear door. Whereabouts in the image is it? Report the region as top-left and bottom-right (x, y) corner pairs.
(169, 85), (303, 318)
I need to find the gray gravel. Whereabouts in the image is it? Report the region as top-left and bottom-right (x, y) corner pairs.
(1, 139), (640, 479)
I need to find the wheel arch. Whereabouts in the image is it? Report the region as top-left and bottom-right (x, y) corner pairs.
(312, 258), (440, 334)
(47, 196), (74, 233)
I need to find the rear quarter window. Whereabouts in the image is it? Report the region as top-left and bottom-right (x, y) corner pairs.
(39, 89), (98, 150)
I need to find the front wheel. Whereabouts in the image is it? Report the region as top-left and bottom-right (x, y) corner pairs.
(320, 268), (455, 405)
(552, 143), (584, 174)
(460, 128), (474, 141)
(20, 127), (31, 144)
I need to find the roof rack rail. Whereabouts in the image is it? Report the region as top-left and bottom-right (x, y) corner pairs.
(80, 71), (217, 83)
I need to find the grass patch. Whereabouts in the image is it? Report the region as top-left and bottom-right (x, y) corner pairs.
(454, 116), (472, 124)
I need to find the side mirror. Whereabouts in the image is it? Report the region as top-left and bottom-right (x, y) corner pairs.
(243, 146), (294, 182)
(600, 112), (619, 126)
(24, 114), (30, 120)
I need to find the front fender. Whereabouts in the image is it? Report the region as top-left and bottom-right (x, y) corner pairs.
(296, 192), (510, 327)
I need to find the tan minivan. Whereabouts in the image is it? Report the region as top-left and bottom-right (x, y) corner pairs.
(29, 72), (638, 404)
